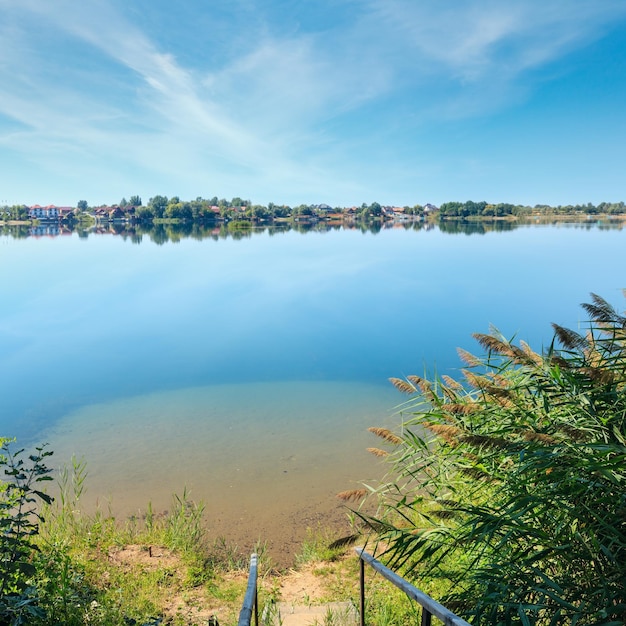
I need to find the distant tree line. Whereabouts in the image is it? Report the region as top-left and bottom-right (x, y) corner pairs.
(0, 205), (30, 221)
(2, 197), (626, 224)
(438, 200), (626, 218)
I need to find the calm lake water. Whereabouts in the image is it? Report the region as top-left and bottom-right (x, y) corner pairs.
(1, 220), (625, 561)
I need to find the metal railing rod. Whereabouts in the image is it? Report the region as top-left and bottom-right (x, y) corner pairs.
(359, 556), (366, 626)
(237, 553), (258, 626)
(355, 547), (471, 626)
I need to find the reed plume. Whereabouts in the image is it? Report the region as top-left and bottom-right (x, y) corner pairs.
(431, 509), (457, 520)
(336, 489), (368, 501)
(460, 466), (493, 481)
(457, 347), (482, 367)
(521, 431), (557, 444)
(472, 332), (514, 356)
(442, 375), (464, 391)
(368, 427), (402, 444)
(406, 374), (423, 386)
(583, 340), (604, 368)
(549, 354), (571, 369)
(580, 366), (615, 384)
(407, 375), (437, 402)
(389, 377), (417, 394)
(367, 447), (389, 457)
(463, 370), (513, 399)
(435, 499), (459, 508)
(472, 332), (540, 366)
(446, 403), (479, 415)
(520, 340), (543, 366)
(582, 293), (625, 325)
(441, 384), (460, 403)
(552, 324), (588, 350)
(462, 370), (488, 390)
(557, 424), (591, 442)
(424, 423), (462, 445)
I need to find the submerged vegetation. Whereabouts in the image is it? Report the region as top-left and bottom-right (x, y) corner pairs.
(363, 292), (626, 624)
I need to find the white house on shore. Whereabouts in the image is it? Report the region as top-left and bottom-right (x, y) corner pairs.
(28, 205), (60, 220)
(28, 205), (77, 221)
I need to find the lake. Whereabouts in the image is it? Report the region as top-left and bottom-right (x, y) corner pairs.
(1, 219), (625, 564)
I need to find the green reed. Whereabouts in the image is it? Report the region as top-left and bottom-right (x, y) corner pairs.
(364, 292), (626, 625)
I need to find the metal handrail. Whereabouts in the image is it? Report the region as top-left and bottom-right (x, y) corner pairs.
(237, 553), (259, 626)
(355, 547), (471, 626)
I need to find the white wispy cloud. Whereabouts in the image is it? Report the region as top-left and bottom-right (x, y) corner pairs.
(362, 0), (626, 80)
(0, 0), (624, 204)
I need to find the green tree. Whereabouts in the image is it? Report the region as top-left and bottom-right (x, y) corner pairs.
(129, 195), (142, 207)
(76, 200), (88, 211)
(7, 204), (29, 221)
(369, 201), (382, 216)
(274, 204), (291, 218)
(179, 202), (192, 221)
(148, 195), (168, 218)
(135, 205), (155, 221)
(293, 204), (313, 216)
(164, 202), (182, 219)
(439, 201), (463, 216)
(368, 293), (626, 625)
(249, 204), (269, 221)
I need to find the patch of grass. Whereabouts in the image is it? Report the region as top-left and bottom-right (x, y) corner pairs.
(310, 603), (359, 626)
(25, 456), (251, 625)
(296, 525), (356, 567)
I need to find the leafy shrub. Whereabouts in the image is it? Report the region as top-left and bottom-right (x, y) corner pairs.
(370, 293), (626, 625)
(0, 439), (53, 624)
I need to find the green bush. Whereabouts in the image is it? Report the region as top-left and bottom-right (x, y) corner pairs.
(0, 439), (53, 624)
(369, 293), (626, 625)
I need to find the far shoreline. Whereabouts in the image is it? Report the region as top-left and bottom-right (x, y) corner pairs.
(5, 213), (626, 229)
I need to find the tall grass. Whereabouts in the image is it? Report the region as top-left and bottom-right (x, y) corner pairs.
(0, 445), (253, 625)
(39, 467), (224, 624)
(365, 292), (626, 625)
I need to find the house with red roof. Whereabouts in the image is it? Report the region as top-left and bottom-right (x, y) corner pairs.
(29, 205), (59, 220)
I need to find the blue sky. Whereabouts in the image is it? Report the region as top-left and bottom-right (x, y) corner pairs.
(1, 0), (625, 207)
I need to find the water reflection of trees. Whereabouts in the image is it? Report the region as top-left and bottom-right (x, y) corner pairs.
(1, 217), (623, 243)
(436, 220), (519, 235)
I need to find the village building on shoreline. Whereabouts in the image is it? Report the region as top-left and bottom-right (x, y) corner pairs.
(16, 202), (436, 224)
(3, 199), (625, 228)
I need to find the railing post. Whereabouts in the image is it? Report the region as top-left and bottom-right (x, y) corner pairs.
(359, 554), (366, 626)
(254, 585), (259, 626)
(237, 553), (258, 626)
(354, 548), (472, 626)
(421, 608), (432, 626)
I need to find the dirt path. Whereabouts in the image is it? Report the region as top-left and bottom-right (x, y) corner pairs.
(108, 543), (359, 625)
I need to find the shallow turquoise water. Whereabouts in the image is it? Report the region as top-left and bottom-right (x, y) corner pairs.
(43, 381), (401, 530)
